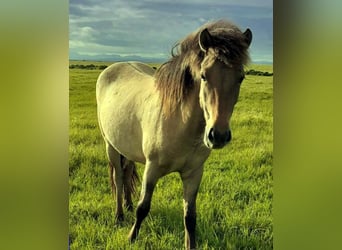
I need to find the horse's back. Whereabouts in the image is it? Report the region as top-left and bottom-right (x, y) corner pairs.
(96, 62), (155, 99)
(96, 61), (156, 112)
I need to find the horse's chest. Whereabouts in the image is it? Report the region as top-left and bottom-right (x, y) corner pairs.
(158, 145), (210, 174)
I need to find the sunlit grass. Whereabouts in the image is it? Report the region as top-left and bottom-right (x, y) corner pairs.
(69, 62), (273, 249)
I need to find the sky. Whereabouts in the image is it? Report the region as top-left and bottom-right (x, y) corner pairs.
(69, 0), (273, 64)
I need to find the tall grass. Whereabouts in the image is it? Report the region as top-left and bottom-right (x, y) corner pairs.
(69, 63), (273, 249)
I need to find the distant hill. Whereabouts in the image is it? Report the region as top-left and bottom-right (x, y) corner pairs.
(69, 53), (165, 63)
(69, 54), (272, 65)
(69, 60), (273, 76)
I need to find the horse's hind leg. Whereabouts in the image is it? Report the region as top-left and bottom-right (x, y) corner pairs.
(106, 143), (124, 223)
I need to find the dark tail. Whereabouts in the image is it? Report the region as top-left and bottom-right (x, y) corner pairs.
(109, 155), (140, 199)
(121, 155), (140, 197)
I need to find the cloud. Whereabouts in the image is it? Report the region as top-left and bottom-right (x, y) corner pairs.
(69, 0), (273, 63)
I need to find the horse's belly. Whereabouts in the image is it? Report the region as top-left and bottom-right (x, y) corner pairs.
(105, 125), (145, 163)
(113, 138), (146, 164)
(99, 102), (146, 164)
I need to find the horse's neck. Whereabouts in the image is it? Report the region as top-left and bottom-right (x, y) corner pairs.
(179, 87), (206, 137)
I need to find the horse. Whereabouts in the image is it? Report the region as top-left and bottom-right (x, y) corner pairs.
(96, 20), (252, 249)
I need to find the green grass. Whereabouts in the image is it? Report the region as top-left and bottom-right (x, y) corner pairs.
(69, 62), (273, 249)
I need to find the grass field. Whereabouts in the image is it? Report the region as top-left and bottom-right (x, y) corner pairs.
(69, 61), (273, 249)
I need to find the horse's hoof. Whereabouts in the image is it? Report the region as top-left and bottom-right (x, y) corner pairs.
(114, 214), (124, 225)
(128, 226), (138, 243)
(128, 233), (136, 243)
(125, 203), (134, 212)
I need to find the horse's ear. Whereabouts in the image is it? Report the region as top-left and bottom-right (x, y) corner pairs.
(243, 28), (252, 47)
(199, 28), (212, 52)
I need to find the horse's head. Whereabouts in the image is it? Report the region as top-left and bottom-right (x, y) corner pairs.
(198, 28), (252, 149)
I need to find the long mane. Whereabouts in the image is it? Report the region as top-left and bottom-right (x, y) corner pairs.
(155, 20), (250, 116)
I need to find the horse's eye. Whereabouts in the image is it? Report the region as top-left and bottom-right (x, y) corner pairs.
(201, 74), (207, 81)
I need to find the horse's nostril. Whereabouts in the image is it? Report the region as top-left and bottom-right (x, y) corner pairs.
(208, 128), (215, 143)
(225, 130), (232, 143)
(208, 128), (231, 147)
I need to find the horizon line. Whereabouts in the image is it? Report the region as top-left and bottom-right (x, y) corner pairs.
(69, 58), (273, 65)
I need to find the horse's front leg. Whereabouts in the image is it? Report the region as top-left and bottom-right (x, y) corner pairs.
(128, 161), (160, 242)
(181, 165), (204, 250)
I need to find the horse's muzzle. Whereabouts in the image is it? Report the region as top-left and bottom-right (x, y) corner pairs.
(206, 128), (231, 149)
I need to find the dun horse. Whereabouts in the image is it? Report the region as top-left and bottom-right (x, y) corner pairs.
(96, 20), (252, 249)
